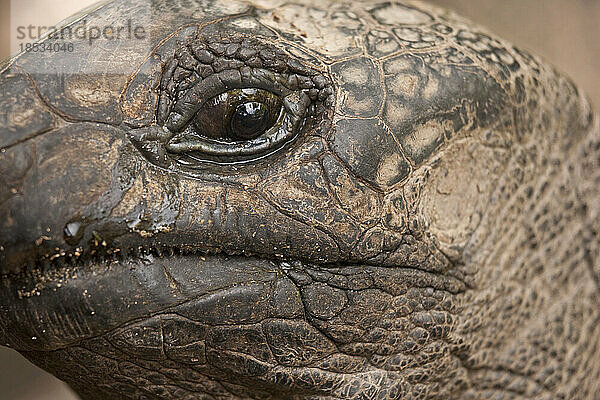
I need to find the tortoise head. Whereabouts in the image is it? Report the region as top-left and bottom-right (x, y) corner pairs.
(1, 0), (598, 399)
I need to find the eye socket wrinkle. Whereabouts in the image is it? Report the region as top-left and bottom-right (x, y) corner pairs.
(151, 34), (334, 167)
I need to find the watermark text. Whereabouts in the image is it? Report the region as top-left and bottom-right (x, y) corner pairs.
(15, 19), (146, 46)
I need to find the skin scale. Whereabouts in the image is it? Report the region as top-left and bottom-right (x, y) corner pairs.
(0, 0), (599, 398)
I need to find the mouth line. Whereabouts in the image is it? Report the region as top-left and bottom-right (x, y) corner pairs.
(0, 240), (469, 352)
(0, 242), (277, 289)
(1, 236), (471, 293)
(1, 241), (254, 278)
(1, 242), (470, 303)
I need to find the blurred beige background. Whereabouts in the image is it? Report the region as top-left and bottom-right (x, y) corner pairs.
(433, 0), (600, 109)
(1, 1), (599, 399)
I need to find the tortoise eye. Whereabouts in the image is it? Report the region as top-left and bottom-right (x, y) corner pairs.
(165, 85), (311, 164)
(136, 36), (335, 168)
(193, 89), (282, 142)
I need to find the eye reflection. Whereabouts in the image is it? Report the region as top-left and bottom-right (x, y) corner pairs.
(231, 101), (270, 139)
(193, 88), (282, 142)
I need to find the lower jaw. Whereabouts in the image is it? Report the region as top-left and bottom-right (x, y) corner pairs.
(0, 253), (400, 400)
(0, 252), (469, 399)
(21, 330), (401, 400)
(0, 249), (468, 352)
(0, 253), (295, 351)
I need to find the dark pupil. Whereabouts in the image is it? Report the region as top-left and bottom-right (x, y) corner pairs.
(231, 102), (269, 140)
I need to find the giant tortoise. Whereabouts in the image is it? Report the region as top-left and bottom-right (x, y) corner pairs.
(0, 0), (599, 399)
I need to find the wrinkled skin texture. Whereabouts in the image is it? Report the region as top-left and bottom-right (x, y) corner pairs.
(0, 0), (599, 399)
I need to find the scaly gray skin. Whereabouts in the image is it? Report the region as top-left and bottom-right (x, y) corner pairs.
(0, 0), (599, 399)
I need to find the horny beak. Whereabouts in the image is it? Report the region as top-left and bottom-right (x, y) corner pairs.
(0, 71), (131, 273)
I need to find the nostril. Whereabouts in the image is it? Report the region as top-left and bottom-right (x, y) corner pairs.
(63, 221), (85, 246)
